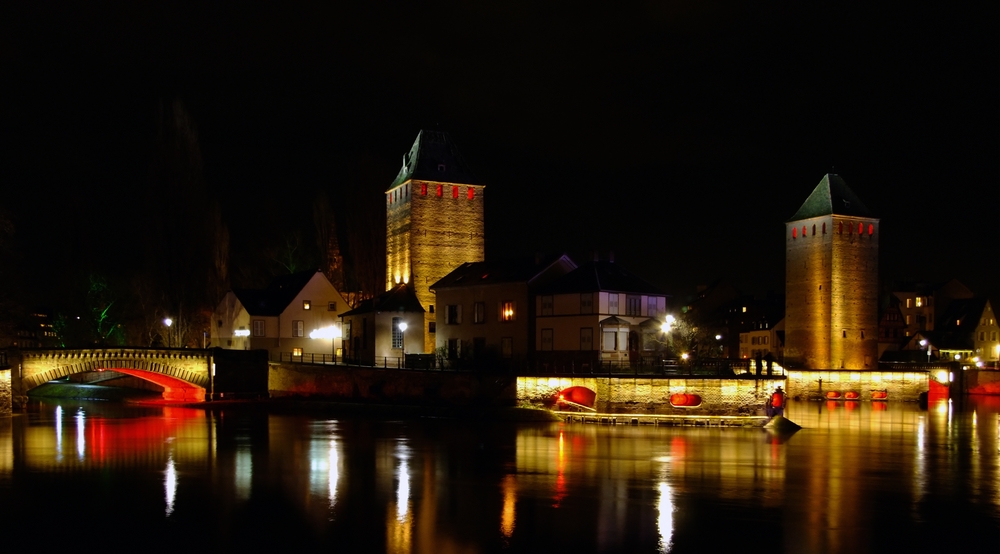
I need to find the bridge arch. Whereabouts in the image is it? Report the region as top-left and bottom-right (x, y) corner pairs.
(16, 348), (212, 402)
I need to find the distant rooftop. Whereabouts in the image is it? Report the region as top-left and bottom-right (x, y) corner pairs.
(389, 130), (482, 189)
(789, 174), (874, 221)
(233, 270), (322, 316)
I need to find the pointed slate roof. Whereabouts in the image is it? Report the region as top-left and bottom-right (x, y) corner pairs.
(789, 174), (874, 222)
(429, 255), (576, 291)
(389, 130), (482, 189)
(233, 270), (323, 316)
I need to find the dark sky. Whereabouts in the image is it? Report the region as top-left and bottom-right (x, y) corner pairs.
(3, 1), (997, 304)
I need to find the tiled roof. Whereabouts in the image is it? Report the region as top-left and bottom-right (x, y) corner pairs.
(340, 283), (425, 317)
(430, 255), (574, 290)
(536, 261), (666, 296)
(233, 270), (321, 316)
(389, 130), (481, 189)
(789, 174), (874, 221)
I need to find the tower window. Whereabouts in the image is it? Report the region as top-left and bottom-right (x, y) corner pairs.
(467, 187), (475, 199)
(792, 227), (797, 238)
(802, 226), (806, 237)
(812, 224), (816, 236)
(436, 184), (443, 197)
(838, 221), (843, 234)
(421, 183), (427, 196)
(822, 222), (827, 234)
(868, 223), (874, 236)
(858, 222), (863, 235)
(452, 185), (459, 198)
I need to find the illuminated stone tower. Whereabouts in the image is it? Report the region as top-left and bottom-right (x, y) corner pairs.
(386, 130), (485, 353)
(785, 174), (879, 370)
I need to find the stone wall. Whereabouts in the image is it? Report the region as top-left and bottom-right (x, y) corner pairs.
(269, 362), (515, 407)
(785, 369), (928, 401)
(517, 376), (784, 416)
(1, 369), (11, 416)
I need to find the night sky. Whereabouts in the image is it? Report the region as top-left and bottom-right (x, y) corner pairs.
(4, 2), (997, 308)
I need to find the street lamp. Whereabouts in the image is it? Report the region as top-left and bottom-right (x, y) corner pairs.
(164, 318), (173, 348)
(398, 322), (407, 368)
(920, 339), (931, 364)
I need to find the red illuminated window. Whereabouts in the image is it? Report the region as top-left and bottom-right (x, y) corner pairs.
(452, 186), (459, 198)
(858, 222), (863, 235)
(436, 184), (443, 197)
(801, 226), (806, 237)
(421, 183), (427, 196)
(467, 187), (474, 199)
(868, 223), (874, 236)
(838, 222), (843, 234)
(792, 227), (797, 238)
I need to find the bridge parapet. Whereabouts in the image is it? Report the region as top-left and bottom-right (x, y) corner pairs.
(14, 348), (213, 398)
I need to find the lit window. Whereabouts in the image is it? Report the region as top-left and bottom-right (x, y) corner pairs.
(467, 187), (474, 199)
(501, 301), (515, 322)
(303, 300), (311, 310)
(292, 348), (303, 357)
(915, 297), (923, 307)
(421, 183), (427, 196)
(436, 184), (443, 197)
(742, 306), (747, 313)
(802, 226), (806, 237)
(293, 320), (304, 337)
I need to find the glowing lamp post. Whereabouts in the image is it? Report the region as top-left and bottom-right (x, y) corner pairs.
(920, 339), (931, 364)
(164, 318), (173, 348)
(398, 321), (407, 368)
(310, 324), (342, 363)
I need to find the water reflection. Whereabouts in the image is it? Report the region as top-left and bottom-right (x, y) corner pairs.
(0, 399), (998, 553)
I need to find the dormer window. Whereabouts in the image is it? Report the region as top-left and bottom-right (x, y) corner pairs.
(303, 300), (311, 310)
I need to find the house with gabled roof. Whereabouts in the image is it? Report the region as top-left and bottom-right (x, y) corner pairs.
(533, 259), (669, 370)
(212, 270), (350, 361)
(430, 254), (577, 367)
(339, 282), (425, 366)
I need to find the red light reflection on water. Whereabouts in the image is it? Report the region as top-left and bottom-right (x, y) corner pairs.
(82, 407), (205, 462)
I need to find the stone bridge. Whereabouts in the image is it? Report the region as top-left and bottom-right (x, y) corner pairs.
(8, 348), (214, 406)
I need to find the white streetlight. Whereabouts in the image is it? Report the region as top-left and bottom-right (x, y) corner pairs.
(398, 321), (408, 368)
(164, 318), (173, 348)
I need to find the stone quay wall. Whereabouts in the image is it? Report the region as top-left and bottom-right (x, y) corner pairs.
(269, 362), (515, 407)
(517, 376), (785, 416)
(1, 369), (11, 416)
(785, 369), (930, 401)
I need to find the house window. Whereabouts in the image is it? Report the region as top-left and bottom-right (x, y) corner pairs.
(580, 293), (593, 314)
(501, 301), (515, 322)
(915, 297), (923, 307)
(303, 300), (311, 310)
(647, 297), (658, 318)
(253, 320), (265, 336)
(328, 301), (337, 311)
(609, 294), (619, 315)
(541, 296), (553, 316)
(474, 302), (486, 323)
(293, 320), (304, 337)
(447, 338), (459, 359)
(446, 304), (461, 324)
(392, 317), (404, 349)
(603, 331), (617, 351)
(292, 348), (303, 357)
(580, 328), (593, 350)
(626, 295), (641, 316)
(541, 329), (553, 351)
(501, 337), (513, 359)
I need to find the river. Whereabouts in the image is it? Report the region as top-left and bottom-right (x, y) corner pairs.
(1, 397), (998, 553)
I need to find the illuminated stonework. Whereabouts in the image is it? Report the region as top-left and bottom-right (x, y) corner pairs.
(785, 174), (879, 370)
(386, 131), (485, 353)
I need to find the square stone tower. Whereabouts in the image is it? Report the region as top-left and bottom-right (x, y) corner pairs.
(785, 174), (879, 370)
(386, 130), (485, 353)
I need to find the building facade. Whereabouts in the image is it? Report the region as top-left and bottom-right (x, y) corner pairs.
(385, 130), (485, 353)
(212, 270), (350, 361)
(784, 174), (879, 370)
(339, 283), (425, 367)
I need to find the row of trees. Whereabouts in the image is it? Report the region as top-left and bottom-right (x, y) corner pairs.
(4, 98), (386, 350)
